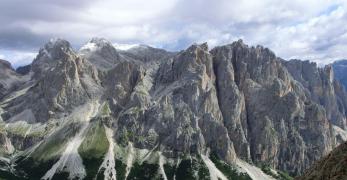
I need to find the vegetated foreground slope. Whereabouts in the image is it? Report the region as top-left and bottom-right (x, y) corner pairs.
(297, 141), (347, 180)
(0, 38), (346, 180)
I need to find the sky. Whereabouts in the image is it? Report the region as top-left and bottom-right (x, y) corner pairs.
(0, 0), (347, 67)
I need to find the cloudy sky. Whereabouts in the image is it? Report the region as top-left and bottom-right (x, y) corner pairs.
(0, 0), (347, 67)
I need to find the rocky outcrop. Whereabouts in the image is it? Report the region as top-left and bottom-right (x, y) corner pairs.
(2, 39), (102, 123)
(79, 37), (123, 70)
(120, 44), (175, 63)
(109, 43), (237, 164)
(284, 60), (347, 129)
(211, 41), (334, 175)
(332, 59), (347, 88)
(0, 59), (22, 99)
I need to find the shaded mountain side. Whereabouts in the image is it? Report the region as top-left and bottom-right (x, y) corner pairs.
(0, 38), (346, 179)
(0, 59), (30, 100)
(332, 59), (347, 89)
(297, 141), (347, 180)
(16, 64), (31, 75)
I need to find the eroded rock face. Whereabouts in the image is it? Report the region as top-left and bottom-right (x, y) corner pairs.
(2, 39), (102, 123)
(79, 37), (123, 70)
(211, 41), (334, 175)
(106, 43), (237, 164)
(284, 60), (347, 129)
(332, 59), (347, 88)
(1, 38), (346, 178)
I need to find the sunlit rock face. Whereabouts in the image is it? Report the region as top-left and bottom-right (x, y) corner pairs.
(211, 41), (334, 175)
(0, 38), (346, 179)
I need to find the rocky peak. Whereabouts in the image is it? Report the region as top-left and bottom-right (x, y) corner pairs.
(120, 44), (175, 64)
(80, 37), (115, 52)
(0, 59), (13, 70)
(79, 37), (121, 70)
(1, 39), (347, 179)
(31, 38), (77, 79)
(1, 39), (102, 123)
(154, 43), (212, 85)
(42, 38), (73, 59)
(323, 65), (334, 83)
(283, 59), (347, 129)
(0, 59), (23, 99)
(211, 42), (335, 175)
(332, 59), (347, 89)
(89, 37), (113, 46)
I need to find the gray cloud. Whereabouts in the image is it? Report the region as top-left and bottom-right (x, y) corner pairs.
(0, 0), (347, 66)
(0, 26), (48, 50)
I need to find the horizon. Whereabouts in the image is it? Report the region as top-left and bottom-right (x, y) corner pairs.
(1, 0), (347, 67)
(0, 37), (343, 69)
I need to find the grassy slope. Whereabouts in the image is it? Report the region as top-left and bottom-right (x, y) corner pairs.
(78, 120), (109, 180)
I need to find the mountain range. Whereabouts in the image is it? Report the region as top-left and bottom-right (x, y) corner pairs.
(0, 38), (346, 180)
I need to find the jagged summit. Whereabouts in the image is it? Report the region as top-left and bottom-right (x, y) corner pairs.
(41, 38), (73, 58)
(186, 42), (209, 52)
(0, 59), (22, 99)
(79, 37), (122, 70)
(45, 38), (71, 49)
(0, 38), (346, 180)
(0, 59), (13, 70)
(80, 37), (114, 52)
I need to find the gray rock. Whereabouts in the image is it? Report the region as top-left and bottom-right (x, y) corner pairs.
(1, 38), (346, 178)
(0, 59), (22, 99)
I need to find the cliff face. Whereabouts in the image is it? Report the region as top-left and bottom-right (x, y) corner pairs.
(284, 60), (347, 129)
(0, 39), (346, 179)
(211, 41), (334, 174)
(332, 59), (347, 88)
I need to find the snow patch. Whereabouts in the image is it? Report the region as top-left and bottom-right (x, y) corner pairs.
(80, 42), (98, 53)
(200, 154), (228, 180)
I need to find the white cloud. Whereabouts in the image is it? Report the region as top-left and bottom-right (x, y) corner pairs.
(1, 0), (347, 65)
(0, 50), (37, 68)
(113, 43), (140, 50)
